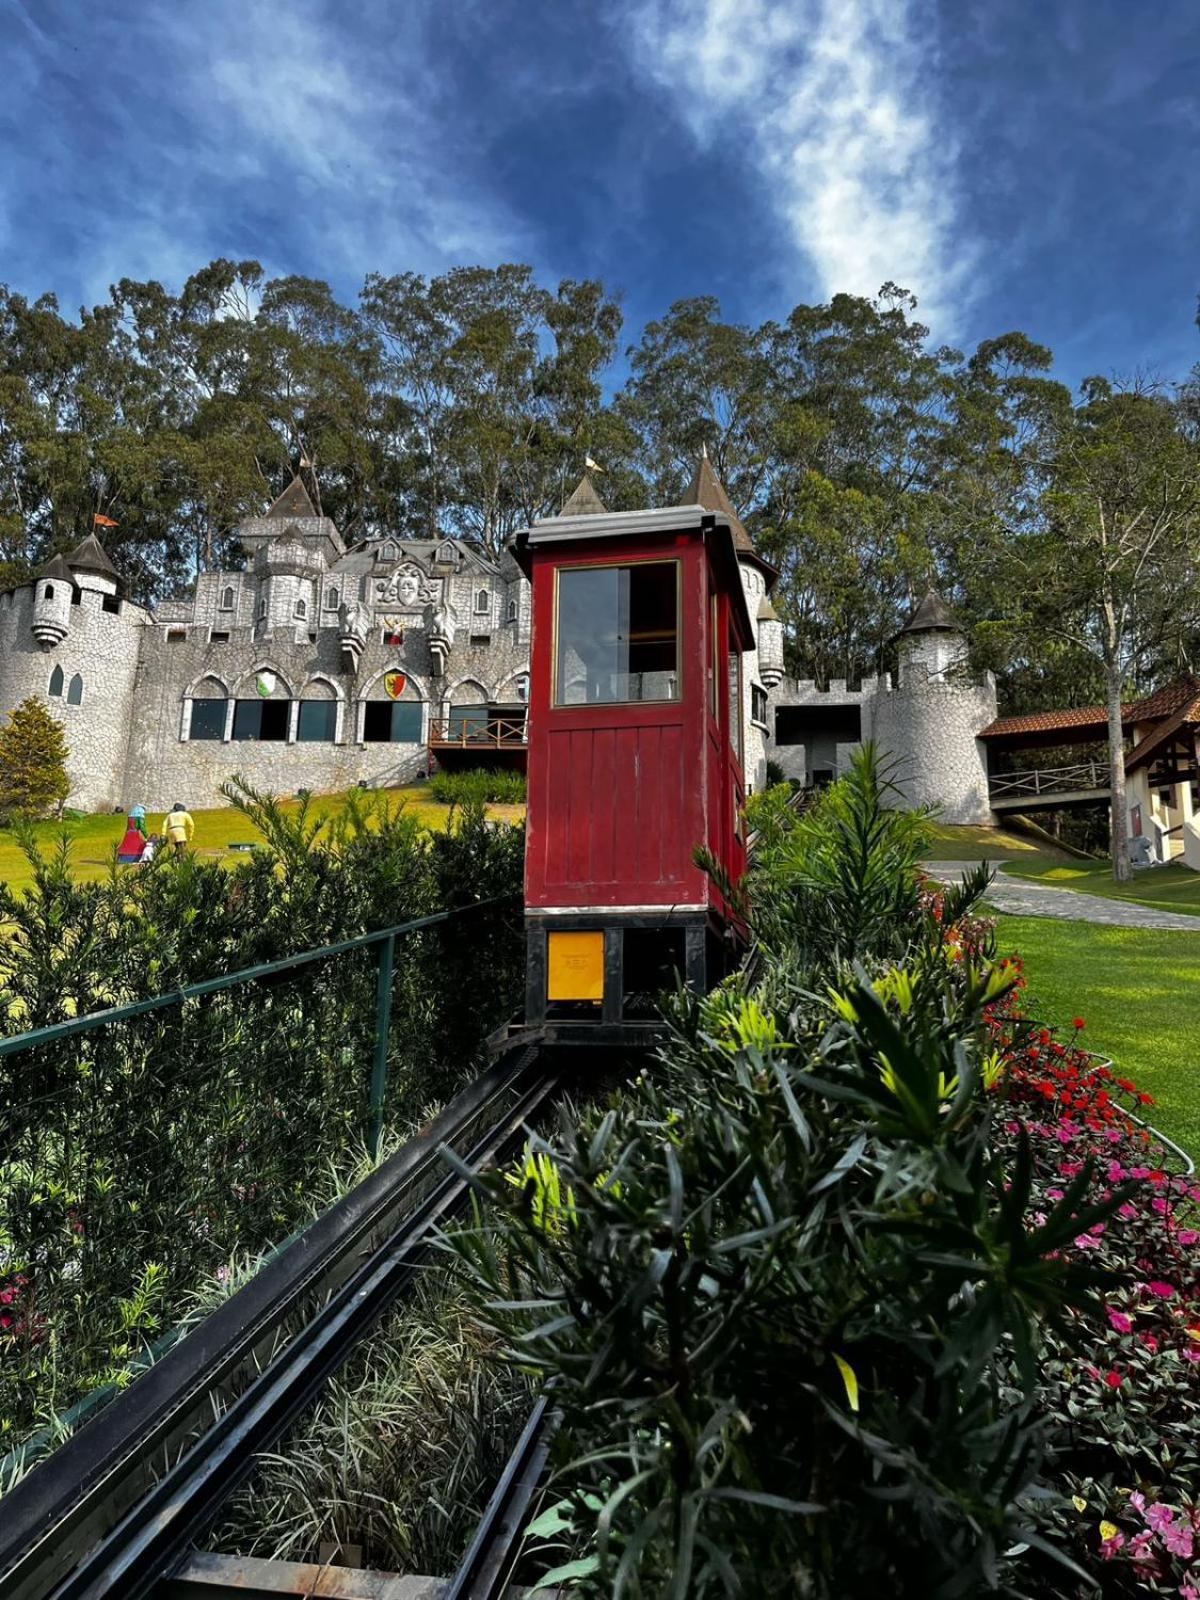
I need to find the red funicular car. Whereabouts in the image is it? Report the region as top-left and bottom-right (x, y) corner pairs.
(511, 474), (754, 1043)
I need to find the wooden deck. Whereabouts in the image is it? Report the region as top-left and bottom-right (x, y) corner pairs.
(988, 761), (1109, 811)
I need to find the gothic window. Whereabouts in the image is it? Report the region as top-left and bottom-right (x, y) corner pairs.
(66, 672), (84, 706)
(514, 672), (530, 703)
(324, 587), (339, 610)
(295, 598), (307, 620)
(507, 597), (517, 622)
(219, 586), (235, 611)
(189, 694), (227, 740)
(751, 684), (768, 726)
(258, 598), (267, 619)
(48, 664), (64, 697)
(233, 699), (290, 741)
(43, 585), (54, 601)
(363, 699), (422, 744)
(380, 542), (396, 562)
(473, 588), (490, 615)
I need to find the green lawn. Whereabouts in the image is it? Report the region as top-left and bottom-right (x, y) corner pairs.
(924, 822), (1069, 865)
(0, 787), (525, 895)
(994, 913), (1200, 1158)
(1002, 856), (1200, 918)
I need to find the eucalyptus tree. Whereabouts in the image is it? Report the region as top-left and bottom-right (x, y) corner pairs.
(1007, 382), (1200, 880)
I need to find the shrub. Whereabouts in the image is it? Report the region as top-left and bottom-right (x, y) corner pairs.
(0, 697), (70, 822)
(448, 754), (1117, 1596)
(428, 767), (527, 806)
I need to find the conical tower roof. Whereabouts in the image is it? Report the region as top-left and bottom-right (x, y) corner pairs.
(265, 474), (319, 520)
(679, 449), (775, 588)
(37, 553), (74, 583)
(897, 590), (960, 636)
(561, 473), (607, 515)
(66, 532), (119, 578)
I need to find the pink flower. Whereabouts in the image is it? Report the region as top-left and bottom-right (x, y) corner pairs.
(1099, 1528), (1125, 1558)
(1108, 1309), (1134, 1334)
(1132, 1166), (1152, 1180)
(1163, 1522), (1194, 1560)
(1140, 1332), (1159, 1353)
(1108, 1161), (1129, 1181)
(1153, 1197), (1170, 1215)
(1145, 1503), (1176, 1534)
(1148, 1281), (1176, 1300)
(1130, 1529), (1155, 1562)
(1183, 1347), (1200, 1364)
(1130, 1492), (1146, 1513)
(1075, 1233), (1101, 1251)
(1047, 1188), (1066, 1201)
(1060, 1159), (1084, 1176)
(1178, 1229), (1199, 1247)
(1089, 1222), (1106, 1236)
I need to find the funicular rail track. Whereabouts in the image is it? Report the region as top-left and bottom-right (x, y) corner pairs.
(0, 1043), (561, 1600)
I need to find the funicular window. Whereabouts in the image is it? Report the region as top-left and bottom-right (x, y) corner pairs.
(554, 561), (678, 705)
(233, 699), (290, 741)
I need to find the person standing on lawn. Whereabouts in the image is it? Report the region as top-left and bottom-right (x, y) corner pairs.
(164, 802), (194, 855)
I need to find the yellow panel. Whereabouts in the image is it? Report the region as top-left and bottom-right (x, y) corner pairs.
(547, 931), (605, 1002)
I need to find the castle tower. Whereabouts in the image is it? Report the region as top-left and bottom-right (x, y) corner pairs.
(237, 475), (345, 635)
(872, 590), (997, 824)
(679, 450), (779, 790)
(31, 554), (74, 647)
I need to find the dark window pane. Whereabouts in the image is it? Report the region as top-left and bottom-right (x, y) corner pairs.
(447, 704), (487, 738)
(66, 673), (84, 706)
(390, 701), (422, 743)
(363, 701), (392, 743)
(232, 699), (262, 740)
(190, 698), (226, 740)
(49, 665), (64, 697)
(556, 562), (678, 705)
(297, 700), (336, 742)
(259, 700), (289, 741)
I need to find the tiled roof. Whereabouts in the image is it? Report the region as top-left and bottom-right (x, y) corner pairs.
(66, 533), (119, 577)
(265, 474), (319, 520)
(679, 450), (778, 588)
(980, 675), (1200, 743)
(897, 591), (959, 635)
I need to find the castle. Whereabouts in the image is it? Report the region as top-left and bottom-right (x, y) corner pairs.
(0, 461), (998, 823)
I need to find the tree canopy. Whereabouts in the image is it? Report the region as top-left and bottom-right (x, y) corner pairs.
(2, 258), (1198, 726)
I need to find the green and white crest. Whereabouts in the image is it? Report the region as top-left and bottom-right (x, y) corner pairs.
(255, 670), (276, 698)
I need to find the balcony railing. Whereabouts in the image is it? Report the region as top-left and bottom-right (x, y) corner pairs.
(428, 715), (528, 750)
(988, 761), (1110, 801)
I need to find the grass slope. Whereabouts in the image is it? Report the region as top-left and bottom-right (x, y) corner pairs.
(925, 823), (1068, 864)
(1003, 857), (1200, 918)
(0, 786), (525, 894)
(994, 913), (1200, 1158)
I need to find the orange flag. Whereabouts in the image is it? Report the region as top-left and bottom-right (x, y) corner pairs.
(93, 514), (118, 528)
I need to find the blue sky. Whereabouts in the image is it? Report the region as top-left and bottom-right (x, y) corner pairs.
(2, 0), (1198, 389)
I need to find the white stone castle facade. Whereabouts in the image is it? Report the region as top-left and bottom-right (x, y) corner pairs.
(0, 468), (997, 824)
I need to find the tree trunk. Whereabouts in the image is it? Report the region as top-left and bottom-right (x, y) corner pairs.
(1107, 666), (1132, 883)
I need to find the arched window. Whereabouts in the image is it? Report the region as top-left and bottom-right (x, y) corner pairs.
(294, 598), (307, 620)
(507, 597), (517, 622)
(258, 597), (267, 619)
(188, 677), (229, 741)
(297, 680), (337, 742)
(514, 672), (530, 703)
(219, 586), (235, 611)
(66, 672), (84, 706)
(43, 584), (54, 601)
(324, 587), (339, 610)
(474, 588), (490, 615)
(48, 664), (64, 697)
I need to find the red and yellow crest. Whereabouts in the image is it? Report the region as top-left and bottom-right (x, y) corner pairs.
(384, 672), (407, 701)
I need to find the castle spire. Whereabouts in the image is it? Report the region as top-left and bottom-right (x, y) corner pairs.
(561, 473), (607, 516)
(264, 473), (319, 521)
(679, 451), (775, 588)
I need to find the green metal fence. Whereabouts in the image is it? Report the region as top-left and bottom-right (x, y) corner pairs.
(0, 895), (521, 1454)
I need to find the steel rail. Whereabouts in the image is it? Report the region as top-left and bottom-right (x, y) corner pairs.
(443, 1397), (559, 1600)
(0, 1046), (544, 1600)
(37, 1062), (560, 1600)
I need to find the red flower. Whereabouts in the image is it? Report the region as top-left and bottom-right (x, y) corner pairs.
(1104, 1369), (1124, 1389)
(1072, 1017), (1086, 1030)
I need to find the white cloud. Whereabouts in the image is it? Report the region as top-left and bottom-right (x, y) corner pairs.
(623, 0), (972, 331)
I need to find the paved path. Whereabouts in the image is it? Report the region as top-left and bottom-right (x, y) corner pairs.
(924, 861), (1200, 932)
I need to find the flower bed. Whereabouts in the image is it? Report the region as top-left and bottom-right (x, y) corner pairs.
(968, 915), (1200, 1596)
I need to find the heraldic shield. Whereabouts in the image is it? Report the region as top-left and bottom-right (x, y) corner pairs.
(384, 672), (407, 700)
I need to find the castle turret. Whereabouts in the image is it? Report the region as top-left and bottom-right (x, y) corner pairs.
(756, 595), (784, 688)
(65, 532), (121, 598)
(872, 590), (997, 824)
(31, 554), (74, 647)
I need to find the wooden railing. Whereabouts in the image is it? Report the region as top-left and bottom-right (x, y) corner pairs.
(988, 761), (1109, 801)
(428, 715), (528, 749)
